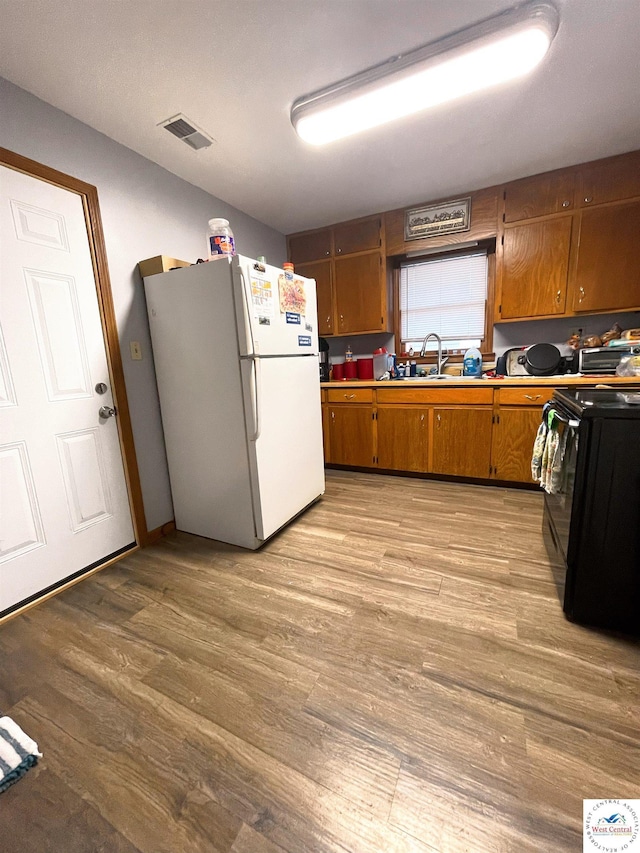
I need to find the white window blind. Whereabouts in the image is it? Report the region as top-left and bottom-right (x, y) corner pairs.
(400, 251), (488, 352)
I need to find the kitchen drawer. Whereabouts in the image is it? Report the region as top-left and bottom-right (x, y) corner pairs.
(327, 387), (373, 403)
(376, 387), (493, 405)
(498, 387), (554, 406)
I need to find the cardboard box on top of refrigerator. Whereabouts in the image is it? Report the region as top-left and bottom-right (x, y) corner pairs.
(138, 255), (189, 278)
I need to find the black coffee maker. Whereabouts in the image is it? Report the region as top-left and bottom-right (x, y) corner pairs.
(319, 337), (330, 382)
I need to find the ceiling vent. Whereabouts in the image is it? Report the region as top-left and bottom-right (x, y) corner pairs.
(159, 114), (213, 150)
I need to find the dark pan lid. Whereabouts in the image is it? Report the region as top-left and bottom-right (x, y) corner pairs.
(526, 343), (561, 373)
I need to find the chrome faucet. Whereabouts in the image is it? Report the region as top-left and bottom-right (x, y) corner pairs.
(420, 332), (446, 374)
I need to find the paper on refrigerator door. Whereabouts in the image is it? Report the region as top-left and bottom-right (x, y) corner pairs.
(278, 274), (307, 315)
(250, 272), (274, 324)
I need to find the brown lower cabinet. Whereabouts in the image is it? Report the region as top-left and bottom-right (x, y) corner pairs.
(491, 408), (542, 483)
(432, 407), (493, 479)
(376, 406), (429, 472)
(322, 385), (557, 484)
(326, 404), (374, 467)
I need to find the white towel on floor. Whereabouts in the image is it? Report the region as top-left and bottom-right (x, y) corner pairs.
(0, 716), (42, 793)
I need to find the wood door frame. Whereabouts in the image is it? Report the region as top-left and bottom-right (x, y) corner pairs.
(1, 147), (148, 550)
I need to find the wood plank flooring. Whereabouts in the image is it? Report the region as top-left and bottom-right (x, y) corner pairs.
(1, 470), (638, 852)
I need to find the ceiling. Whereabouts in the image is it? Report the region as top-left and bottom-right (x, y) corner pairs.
(1, 1), (640, 235)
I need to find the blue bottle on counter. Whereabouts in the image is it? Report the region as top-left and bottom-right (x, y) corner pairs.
(463, 346), (482, 377)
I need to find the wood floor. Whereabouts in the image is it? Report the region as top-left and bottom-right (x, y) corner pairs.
(1, 470), (638, 853)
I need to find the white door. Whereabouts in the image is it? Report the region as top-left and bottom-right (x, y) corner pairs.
(0, 165), (135, 614)
(233, 256), (319, 357)
(249, 355), (325, 541)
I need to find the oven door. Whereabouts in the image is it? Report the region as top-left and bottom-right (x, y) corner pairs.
(543, 409), (581, 563)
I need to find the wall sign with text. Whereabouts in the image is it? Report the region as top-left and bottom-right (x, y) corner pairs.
(404, 197), (471, 240)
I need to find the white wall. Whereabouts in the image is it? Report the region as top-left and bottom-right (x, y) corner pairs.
(0, 77), (286, 531)
(493, 312), (640, 356)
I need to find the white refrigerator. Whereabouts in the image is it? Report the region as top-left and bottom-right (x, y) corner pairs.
(143, 255), (325, 549)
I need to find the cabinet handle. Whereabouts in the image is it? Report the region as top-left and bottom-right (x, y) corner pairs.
(331, 411), (335, 421)
(344, 394), (356, 399)
(420, 414), (425, 421)
(525, 394), (542, 401)
(561, 200), (571, 208)
(340, 314), (344, 325)
(326, 315), (331, 325)
(336, 247), (342, 253)
(578, 286), (585, 303)
(584, 196), (593, 203)
(556, 289), (562, 303)
(436, 413), (441, 426)
(325, 250), (330, 256)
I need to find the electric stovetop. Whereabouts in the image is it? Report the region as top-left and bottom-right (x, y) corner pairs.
(555, 387), (640, 418)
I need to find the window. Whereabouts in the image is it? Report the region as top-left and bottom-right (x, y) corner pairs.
(399, 251), (488, 354)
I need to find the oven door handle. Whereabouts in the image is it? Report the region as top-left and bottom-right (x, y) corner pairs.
(554, 412), (580, 428)
(543, 402), (580, 429)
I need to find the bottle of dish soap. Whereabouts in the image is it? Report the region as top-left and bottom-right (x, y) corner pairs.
(463, 346), (482, 377)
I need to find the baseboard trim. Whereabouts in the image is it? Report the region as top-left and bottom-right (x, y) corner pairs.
(144, 520), (176, 545)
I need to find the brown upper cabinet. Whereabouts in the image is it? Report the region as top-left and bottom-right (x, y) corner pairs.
(289, 148), (640, 328)
(497, 148), (640, 321)
(334, 251), (385, 334)
(578, 150), (640, 207)
(295, 259), (333, 336)
(288, 229), (332, 265)
(333, 217), (381, 255)
(503, 171), (575, 222)
(500, 217), (572, 319)
(572, 199), (640, 313)
(287, 215), (390, 336)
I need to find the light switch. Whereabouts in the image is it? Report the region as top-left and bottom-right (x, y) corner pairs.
(130, 341), (142, 360)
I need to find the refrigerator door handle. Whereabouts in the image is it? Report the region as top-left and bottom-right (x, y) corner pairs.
(250, 356), (261, 441)
(239, 267), (256, 357)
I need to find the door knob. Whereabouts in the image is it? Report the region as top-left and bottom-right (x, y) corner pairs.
(99, 405), (117, 419)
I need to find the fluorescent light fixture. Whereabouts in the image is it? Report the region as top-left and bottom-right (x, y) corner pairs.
(291, 1), (558, 145)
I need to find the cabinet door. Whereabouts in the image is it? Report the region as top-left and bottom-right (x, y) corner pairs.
(288, 229), (332, 264)
(491, 408), (541, 483)
(334, 251), (385, 334)
(376, 406), (428, 472)
(500, 217), (572, 318)
(321, 403), (330, 463)
(297, 260), (333, 336)
(579, 150), (640, 207)
(572, 200), (640, 313)
(333, 217), (381, 255)
(431, 408), (493, 479)
(327, 405), (374, 467)
(504, 172), (574, 222)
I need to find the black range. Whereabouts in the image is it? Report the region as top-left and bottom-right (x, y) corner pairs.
(544, 386), (640, 635)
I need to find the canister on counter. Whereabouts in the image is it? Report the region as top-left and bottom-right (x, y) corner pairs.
(344, 361), (358, 380)
(357, 358), (374, 380)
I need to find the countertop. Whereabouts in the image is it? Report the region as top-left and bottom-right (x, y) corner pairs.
(321, 375), (640, 388)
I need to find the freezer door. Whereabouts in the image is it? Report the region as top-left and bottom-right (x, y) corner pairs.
(243, 355), (325, 541)
(233, 255), (318, 357)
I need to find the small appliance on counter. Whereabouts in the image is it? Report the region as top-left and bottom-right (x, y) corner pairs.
(578, 343), (640, 374)
(319, 337), (330, 382)
(496, 343), (575, 377)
